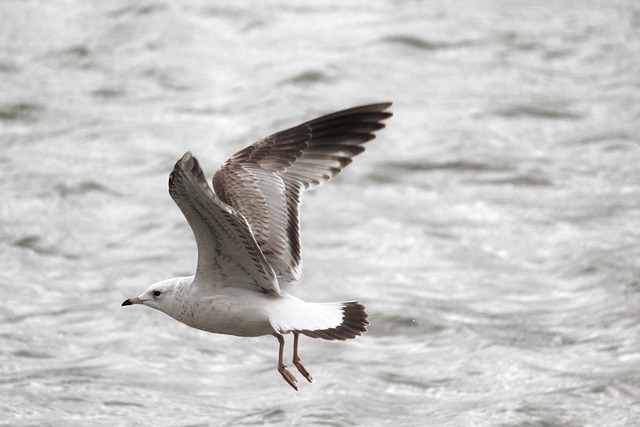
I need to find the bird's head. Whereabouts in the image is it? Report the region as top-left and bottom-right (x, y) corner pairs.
(121, 276), (191, 313)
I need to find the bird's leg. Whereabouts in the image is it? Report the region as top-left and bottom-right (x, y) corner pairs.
(274, 333), (298, 391)
(292, 332), (313, 383)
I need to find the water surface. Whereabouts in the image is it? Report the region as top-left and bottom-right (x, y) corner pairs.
(1, 1), (639, 426)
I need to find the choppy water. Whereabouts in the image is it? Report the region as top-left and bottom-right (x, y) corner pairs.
(1, 1), (640, 426)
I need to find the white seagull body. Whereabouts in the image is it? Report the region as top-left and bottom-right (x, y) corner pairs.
(122, 103), (392, 390)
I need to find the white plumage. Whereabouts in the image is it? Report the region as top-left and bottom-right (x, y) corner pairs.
(122, 103), (392, 390)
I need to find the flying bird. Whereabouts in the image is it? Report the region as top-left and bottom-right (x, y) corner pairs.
(122, 103), (392, 390)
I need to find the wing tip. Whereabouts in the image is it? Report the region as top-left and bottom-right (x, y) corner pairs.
(369, 102), (393, 121)
(169, 151), (213, 200)
(343, 101), (393, 117)
(178, 151), (195, 171)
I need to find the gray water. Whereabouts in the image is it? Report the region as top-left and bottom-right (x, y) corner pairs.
(1, 1), (639, 426)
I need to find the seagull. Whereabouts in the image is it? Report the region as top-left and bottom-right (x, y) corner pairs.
(122, 102), (392, 390)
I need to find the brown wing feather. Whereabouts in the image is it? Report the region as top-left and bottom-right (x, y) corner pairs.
(212, 103), (392, 283)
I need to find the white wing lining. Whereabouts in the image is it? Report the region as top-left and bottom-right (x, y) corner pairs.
(168, 152), (280, 295)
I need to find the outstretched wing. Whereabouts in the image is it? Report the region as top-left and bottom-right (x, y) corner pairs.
(169, 152), (279, 295)
(212, 103), (393, 284)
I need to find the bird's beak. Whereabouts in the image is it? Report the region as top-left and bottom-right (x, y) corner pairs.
(122, 297), (144, 306)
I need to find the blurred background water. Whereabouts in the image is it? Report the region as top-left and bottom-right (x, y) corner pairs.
(1, 1), (639, 425)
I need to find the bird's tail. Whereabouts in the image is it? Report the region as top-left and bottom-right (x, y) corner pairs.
(300, 301), (369, 340)
(270, 296), (369, 341)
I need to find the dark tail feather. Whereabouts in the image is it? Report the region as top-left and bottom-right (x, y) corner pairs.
(300, 302), (369, 341)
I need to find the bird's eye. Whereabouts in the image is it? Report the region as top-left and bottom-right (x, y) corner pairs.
(153, 290), (161, 297)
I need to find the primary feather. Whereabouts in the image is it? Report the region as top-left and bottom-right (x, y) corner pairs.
(213, 103), (393, 284)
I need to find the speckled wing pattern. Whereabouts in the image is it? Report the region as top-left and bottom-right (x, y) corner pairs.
(212, 103), (393, 284)
(168, 152), (279, 295)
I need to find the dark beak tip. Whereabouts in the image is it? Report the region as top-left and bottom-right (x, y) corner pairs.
(122, 299), (132, 306)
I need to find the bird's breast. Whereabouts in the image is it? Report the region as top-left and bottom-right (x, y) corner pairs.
(177, 289), (276, 338)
